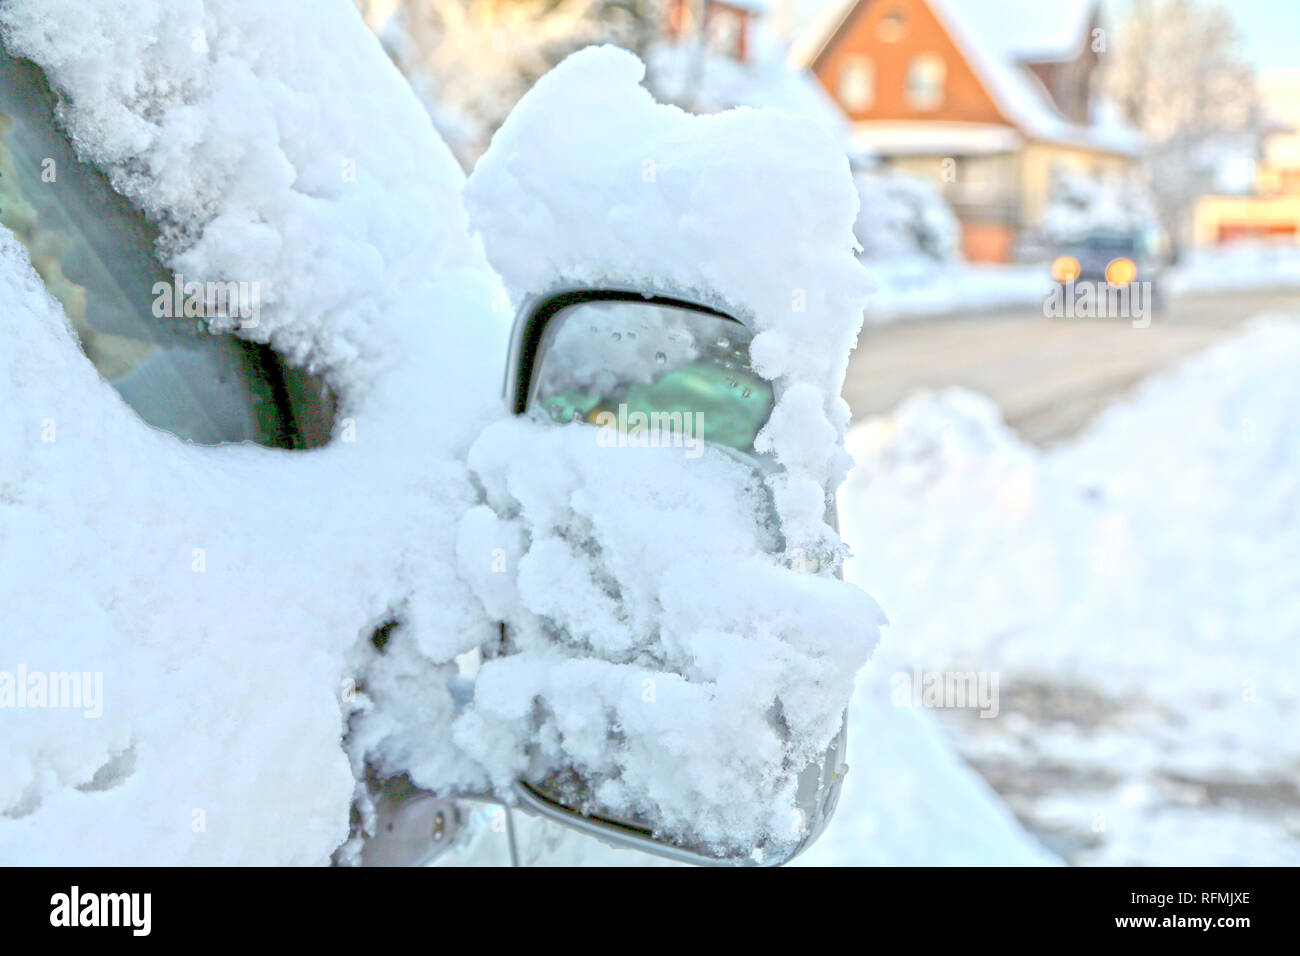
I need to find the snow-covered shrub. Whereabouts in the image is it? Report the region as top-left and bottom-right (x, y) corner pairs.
(852, 166), (961, 263)
(1039, 164), (1159, 245)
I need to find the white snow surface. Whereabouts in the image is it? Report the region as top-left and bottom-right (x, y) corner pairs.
(0, 0), (485, 393)
(1165, 243), (1300, 296)
(0, 0), (509, 863)
(1, 8), (882, 864)
(863, 259), (1050, 323)
(836, 316), (1300, 864)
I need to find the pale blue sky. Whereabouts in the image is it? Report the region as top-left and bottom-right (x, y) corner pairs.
(1105, 0), (1300, 73)
(1218, 0), (1299, 72)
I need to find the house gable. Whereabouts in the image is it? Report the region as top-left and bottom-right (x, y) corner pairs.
(1022, 5), (1101, 123)
(808, 0), (1012, 126)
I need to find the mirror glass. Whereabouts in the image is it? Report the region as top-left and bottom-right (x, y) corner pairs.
(530, 300), (774, 456)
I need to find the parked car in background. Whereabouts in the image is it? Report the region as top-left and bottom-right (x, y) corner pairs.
(1050, 227), (1169, 311)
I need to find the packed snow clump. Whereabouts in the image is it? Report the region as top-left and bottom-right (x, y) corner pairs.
(464, 45), (871, 560)
(441, 47), (883, 857)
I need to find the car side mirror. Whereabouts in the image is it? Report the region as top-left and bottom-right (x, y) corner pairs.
(503, 289), (848, 866)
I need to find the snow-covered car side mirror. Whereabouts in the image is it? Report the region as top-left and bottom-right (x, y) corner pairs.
(503, 289), (849, 866)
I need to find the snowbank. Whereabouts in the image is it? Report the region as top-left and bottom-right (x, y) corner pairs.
(837, 316), (1300, 863)
(862, 259), (1051, 323)
(1165, 243), (1300, 295)
(853, 167), (960, 263)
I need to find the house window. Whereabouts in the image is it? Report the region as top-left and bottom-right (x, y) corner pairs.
(706, 8), (746, 60)
(838, 56), (875, 111)
(906, 54), (946, 110)
(877, 10), (906, 42)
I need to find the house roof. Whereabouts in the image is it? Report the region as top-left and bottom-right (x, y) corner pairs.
(790, 0), (1142, 156)
(972, 0), (1097, 62)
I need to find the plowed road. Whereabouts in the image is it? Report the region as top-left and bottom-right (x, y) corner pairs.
(843, 288), (1300, 445)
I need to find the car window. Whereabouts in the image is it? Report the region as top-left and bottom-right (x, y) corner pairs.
(1082, 233), (1137, 255)
(0, 48), (330, 447)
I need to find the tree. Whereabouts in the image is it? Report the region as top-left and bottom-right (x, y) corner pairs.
(1105, 0), (1262, 250)
(361, 0), (665, 166)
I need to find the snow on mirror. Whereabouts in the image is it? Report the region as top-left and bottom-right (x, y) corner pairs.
(524, 296), (775, 459)
(495, 290), (847, 866)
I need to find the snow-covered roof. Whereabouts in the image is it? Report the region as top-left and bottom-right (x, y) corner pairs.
(791, 0), (1141, 156)
(788, 0), (860, 66)
(969, 0), (1097, 62)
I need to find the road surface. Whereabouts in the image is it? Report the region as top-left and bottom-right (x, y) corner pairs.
(842, 288), (1300, 444)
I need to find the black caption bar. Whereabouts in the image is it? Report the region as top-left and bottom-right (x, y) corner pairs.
(0, 866), (1279, 943)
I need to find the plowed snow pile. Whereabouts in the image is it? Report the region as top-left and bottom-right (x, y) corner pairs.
(838, 316), (1300, 864)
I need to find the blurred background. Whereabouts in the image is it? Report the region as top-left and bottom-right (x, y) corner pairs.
(357, 0), (1300, 865)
